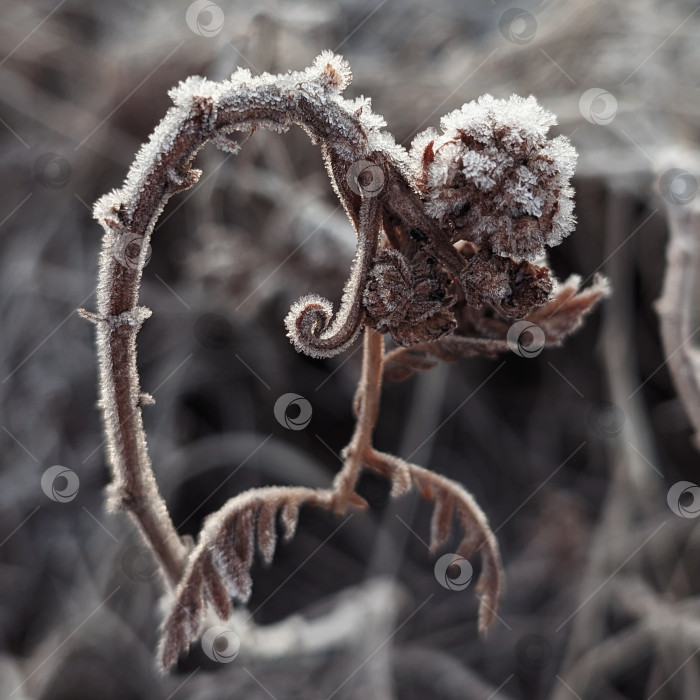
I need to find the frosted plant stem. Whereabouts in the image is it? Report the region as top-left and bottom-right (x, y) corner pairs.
(332, 327), (385, 510)
(84, 282), (189, 587)
(80, 54), (389, 587)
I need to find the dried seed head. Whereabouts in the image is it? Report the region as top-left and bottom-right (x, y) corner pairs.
(462, 249), (554, 318)
(363, 248), (457, 346)
(411, 94), (577, 261)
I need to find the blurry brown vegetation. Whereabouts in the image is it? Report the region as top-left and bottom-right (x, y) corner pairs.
(1, 1), (700, 699)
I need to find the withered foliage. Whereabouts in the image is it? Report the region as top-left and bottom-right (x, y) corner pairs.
(363, 247), (458, 346)
(81, 53), (607, 670)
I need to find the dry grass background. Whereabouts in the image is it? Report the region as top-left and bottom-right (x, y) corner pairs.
(1, 0), (699, 698)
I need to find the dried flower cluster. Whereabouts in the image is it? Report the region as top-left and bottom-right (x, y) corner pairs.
(82, 53), (608, 671)
(363, 248), (457, 346)
(411, 94), (577, 260)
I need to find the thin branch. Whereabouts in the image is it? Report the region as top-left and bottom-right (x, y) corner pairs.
(332, 327), (385, 508)
(79, 306), (189, 585)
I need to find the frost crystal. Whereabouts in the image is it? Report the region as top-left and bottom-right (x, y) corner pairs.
(310, 50), (353, 93)
(411, 94), (577, 260)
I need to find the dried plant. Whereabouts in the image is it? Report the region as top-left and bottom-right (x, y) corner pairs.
(79, 52), (608, 670)
(656, 196), (700, 451)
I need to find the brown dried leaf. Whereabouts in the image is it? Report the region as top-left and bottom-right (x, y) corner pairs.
(363, 247), (457, 346)
(256, 498), (278, 566)
(280, 502), (301, 542)
(430, 489), (455, 553)
(383, 336), (505, 382)
(213, 509), (256, 602)
(160, 566), (205, 670)
(200, 551), (232, 621)
(383, 274), (609, 381)
(528, 273), (611, 344)
(365, 450), (503, 633)
(159, 486), (334, 669)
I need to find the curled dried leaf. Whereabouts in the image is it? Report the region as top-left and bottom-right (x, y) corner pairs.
(365, 449), (503, 633)
(285, 194), (383, 358)
(159, 487), (334, 669)
(84, 52), (610, 677)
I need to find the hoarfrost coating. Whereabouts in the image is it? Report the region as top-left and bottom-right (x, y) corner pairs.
(411, 94), (577, 261)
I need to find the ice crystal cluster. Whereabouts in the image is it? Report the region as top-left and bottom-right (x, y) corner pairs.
(410, 94), (577, 261)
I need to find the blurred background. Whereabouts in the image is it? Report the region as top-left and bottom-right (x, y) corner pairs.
(1, 0), (700, 698)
